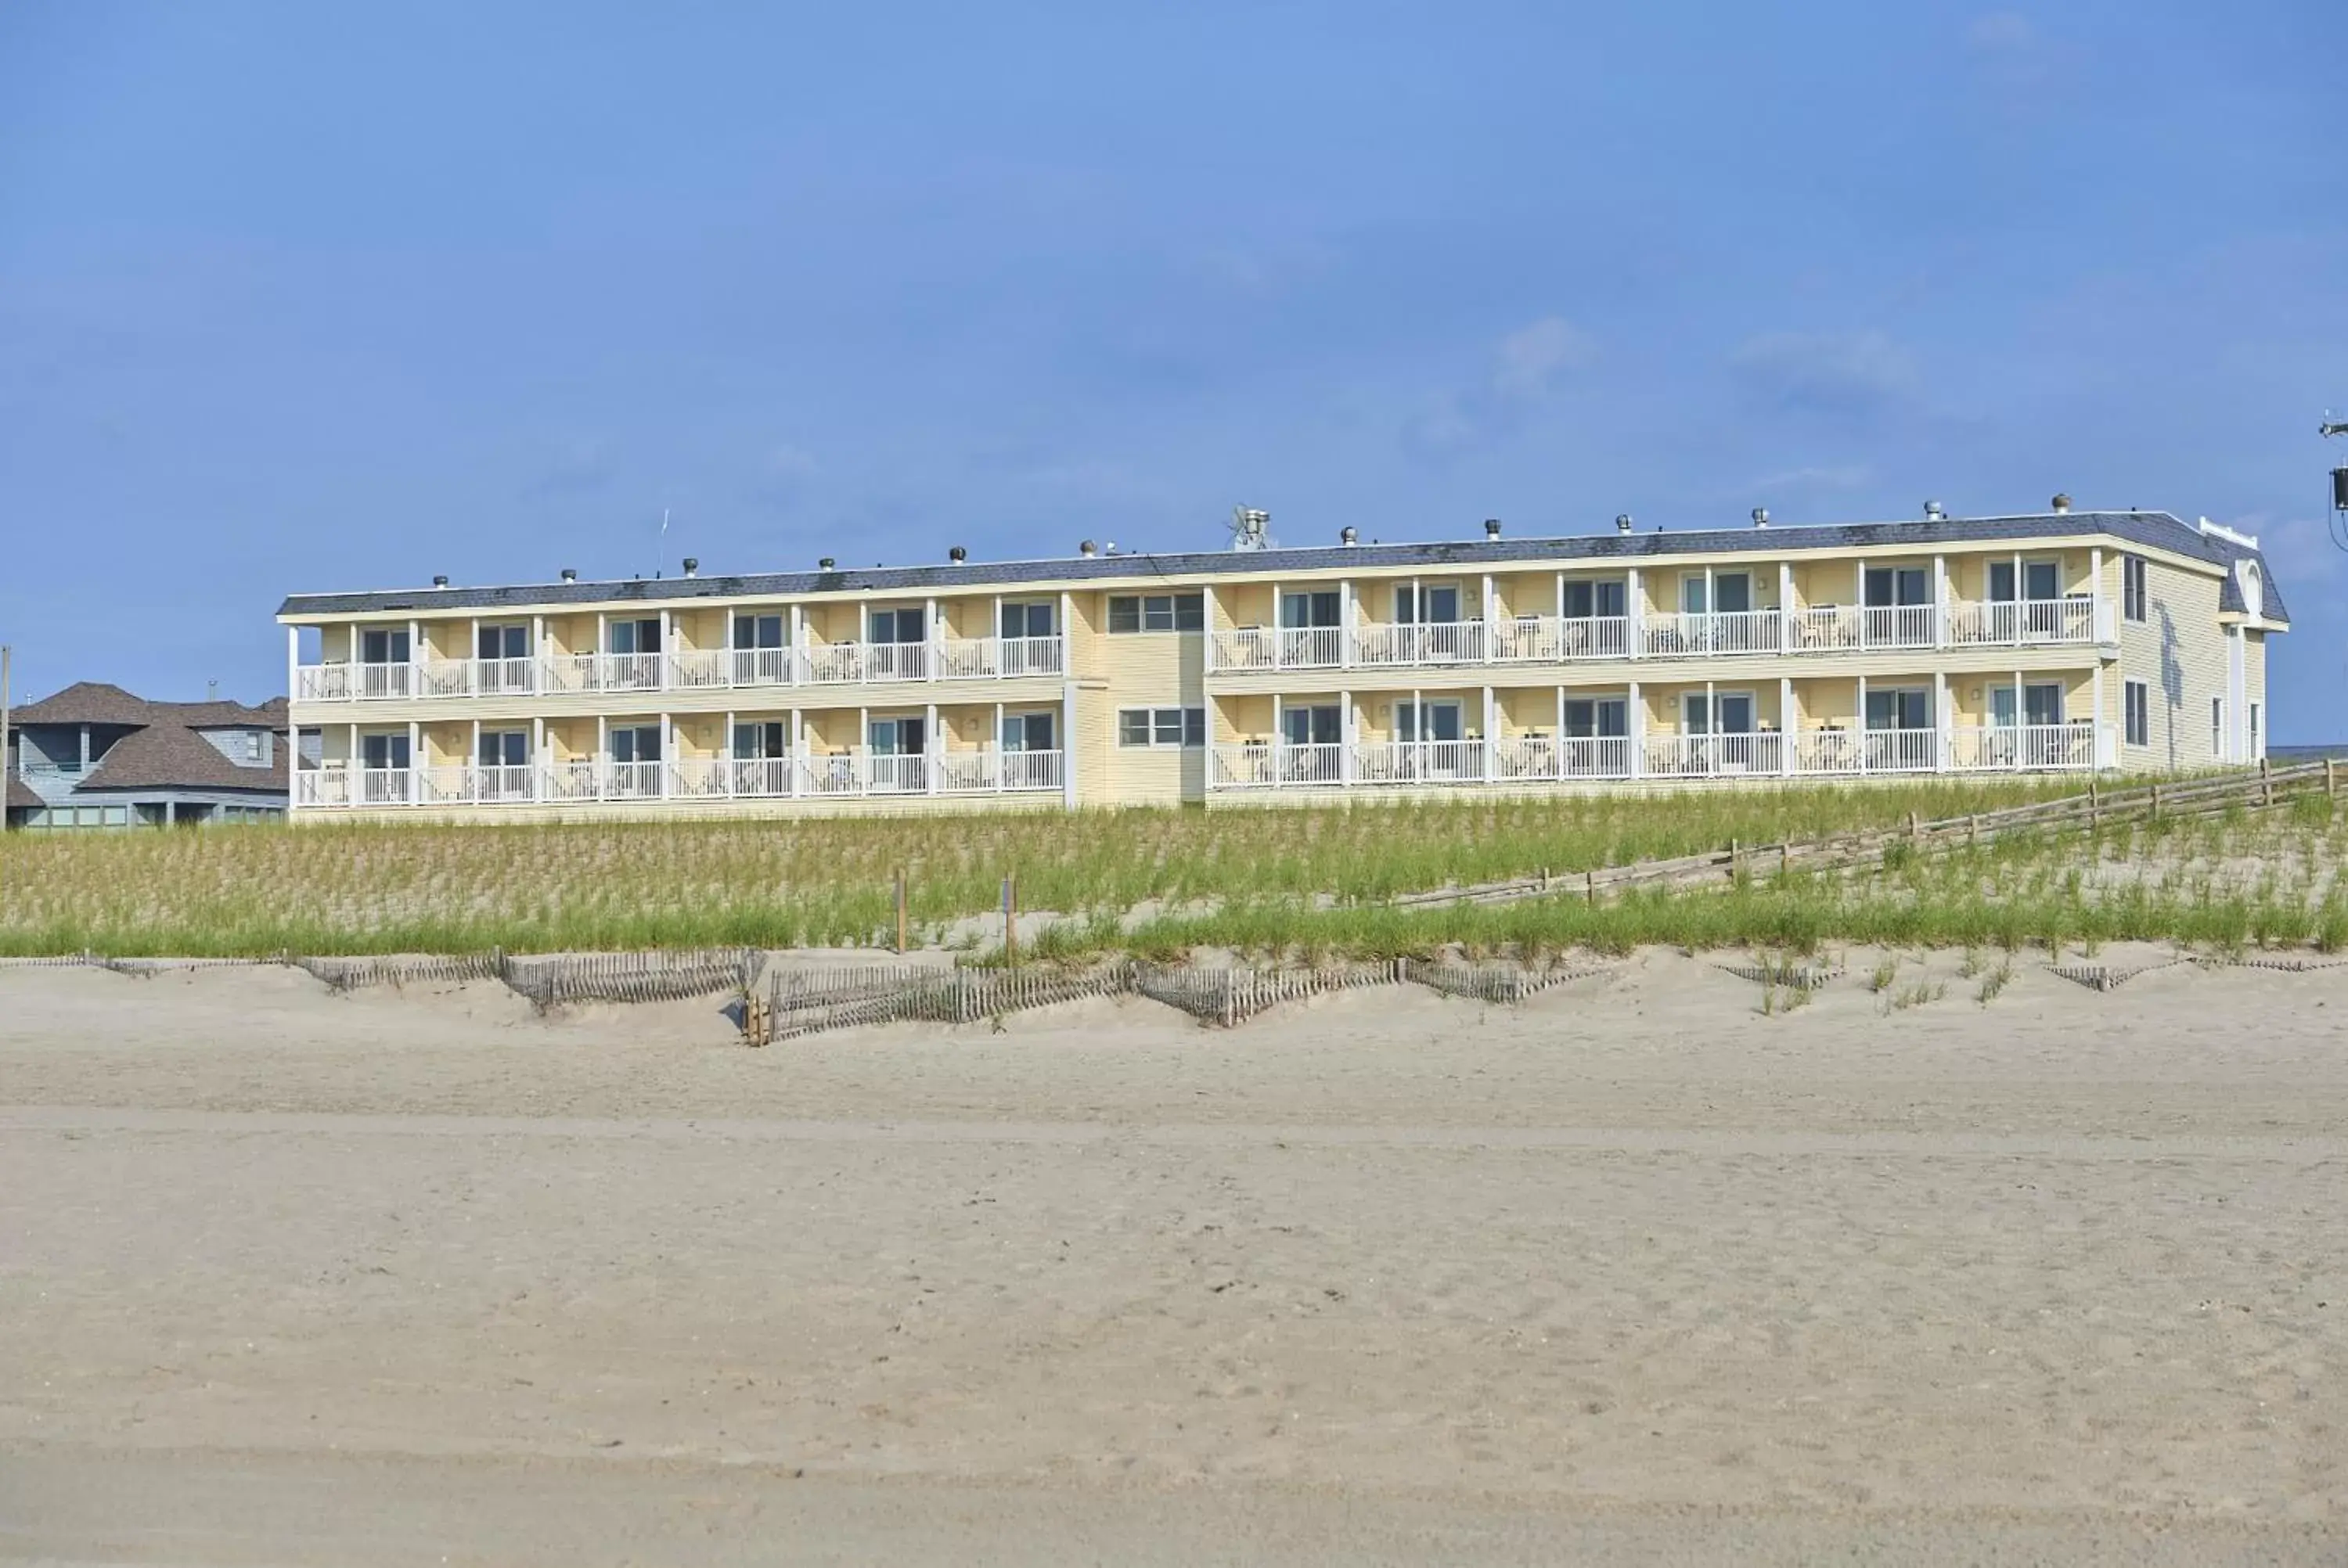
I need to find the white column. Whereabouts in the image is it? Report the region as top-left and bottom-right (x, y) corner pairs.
(347, 722), (358, 808)
(1626, 567), (1643, 659)
(788, 604), (805, 684)
(531, 715), (546, 801)
(1271, 695), (1284, 786)
(1932, 554), (1948, 649)
(789, 708), (804, 797)
(1855, 674), (1867, 773)
(596, 612), (608, 685)
(924, 700), (940, 793)
(1339, 690), (1355, 784)
(1480, 574), (1495, 663)
(1780, 675), (1796, 776)
(1481, 685), (1495, 781)
(284, 624), (300, 708)
(405, 720), (420, 804)
(1058, 591), (1075, 674)
(721, 710), (735, 795)
(408, 619), (423, 695)
(992, 699), (1005, 791)
(658, 610), (674, 690)
(924, 596), (939, 682)
(2091, 663), (2105, 771)
(2010, 553), (2022, 646)
(1934, 671), (1950, 772)
(596, 714), (608, 799)
(1777, 562), (1793, 654)
(1200, 586), (1215, 674)
(1339, 580), (1356, 669)
(991, 595), (1003, 670)
(1628, 681), (1644, 779)
(469, 717), (481, 801)
(1554, 685), (1566, 781)
(660, 713), (674, 798)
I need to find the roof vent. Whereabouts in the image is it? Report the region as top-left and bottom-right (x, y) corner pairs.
(1484, 518), (1502, 539)
(1079, 540), (1097, 558)
(1922, 500), (1945, 522)
(1615, 513), (1633, 534)
(2051, 492), (2072, 514)
(949, 545), (967, 563)
(682, 557), (698, 577)
(431, 575), (450, 588)
(560, 568), (578, 583)
(1340, 526), (1359, 546)
(818, 556), (836, 570)
(1751, 506), (1769, 529)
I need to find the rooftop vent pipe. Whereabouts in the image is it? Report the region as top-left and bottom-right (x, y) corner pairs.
(1615, 514), (1633, 534)
(819, 556), (836, 570)
(1340, 526), (1359, 546)
(1484, 518), (1502, 539)
(1752, 507), (1769, 529)
(2051, 493), (2072, 514)
(682, 557), (698, 577)
(949, 545), (967, 563)
(1923, 500), (1945, 521)
(1079, 540), (1097, 558)
(431, 574), (450, 588)
(559, 568), (577, 583)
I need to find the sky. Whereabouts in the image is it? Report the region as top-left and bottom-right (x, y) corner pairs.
(2, 1), (2343, 735)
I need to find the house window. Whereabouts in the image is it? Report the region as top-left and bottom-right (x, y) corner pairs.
(477, 731), (528, 768)
(868, 606), (925, 645)
(2124, 680), (2149, 747)
(1118, 708), (1206, 747)
(1863, 566), (1928, 607)
(1107, 593), (1205, 633)
(867, 716), (926, 755)
(1991, 684), (2065, 729)
(1561, 698), (1628, 739)
(359, 628), (410, 664)
(1863, 688), (1932, 731)
(609, 725), (663, 764)
(1001, 712), (1057, 752)
(999, 602), (1055, 640)
(1394, 700), (1462, 743)
(2123, 556), (2148, 622)
(1284, 705), (1345, 746)
(2212, 696), (2225, 757)
(1561, 579), (1626, 620)
(1685, 692), (1756, 734)
(1395, 584), (1462, 623)
(733, 721), (787, 759)
(732, 613), (785, 650)
(1280, 591), (1341, 628)
(359, 734), (410, 771)
(607, 618), (661, 655)
(477, 624), (528, 660)
(1987, 560), (2063, 602)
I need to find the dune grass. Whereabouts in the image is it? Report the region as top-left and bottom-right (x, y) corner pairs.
(0, 781), (2339, 958)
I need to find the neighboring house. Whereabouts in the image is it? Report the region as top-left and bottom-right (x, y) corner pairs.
(273, 502), (2287, 819)
(4, 682), (290, 829)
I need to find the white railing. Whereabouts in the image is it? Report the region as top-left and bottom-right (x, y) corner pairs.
(1861, 605), (1937, 649)
(1644, 732), (1783, 778)
(607, 760), (664, 799)
(729, 647), (794, 687)
(668, 757), (731, 798)
(999, 749), (1064, 792)
(1643, 610), (1781, 658)
(866, 753), (929, 793)
(356, 766), (412, 805)
(543, 758), (601, 801)
(1947, 598), (2100, 646)
(544, 653), (602, 693)
(1211, 628), (1279, 672)
(998, 635), (1064, 678)
(1207, 743), (1344, 787)
(666, 649), (729, 689)
(294, 769), (348, 807)
(1353, 622), (1484, 667)
(1352, 739), (1486, 784)
(601, 653), (663, 692)
(800, 644), (864, 685)
(418, 661), (472, 699)
(728, 756), (795, 797)
(474, 656), (537, 696)
(1946, 723), (2098, 771)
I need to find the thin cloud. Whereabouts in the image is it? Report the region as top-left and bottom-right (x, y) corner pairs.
(1728, 330), (1920, 417)
(1747, 463), (1874, 492)
(1492, 316), (1594, 401)
(1403, 315), (1594, 459)
(521, 436), (614, 500)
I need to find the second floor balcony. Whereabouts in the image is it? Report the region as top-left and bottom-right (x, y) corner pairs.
(294, 746), (1066, 808)
(294, 634), (1067, 705)
(1207, 596), (2110, 675)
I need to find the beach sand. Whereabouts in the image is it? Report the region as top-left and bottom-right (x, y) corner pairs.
(2, 950), (2343, 1563)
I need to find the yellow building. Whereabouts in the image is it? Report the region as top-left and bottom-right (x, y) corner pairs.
(278, 503), (2285, 818)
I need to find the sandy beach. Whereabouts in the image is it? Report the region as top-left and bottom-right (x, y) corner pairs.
(2, 951), (2343, 1564)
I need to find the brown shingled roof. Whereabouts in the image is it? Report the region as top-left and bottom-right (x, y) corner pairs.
(10, 682), (283, 729)
(74, 725), (290, 795)
(6, 775), (39, 813)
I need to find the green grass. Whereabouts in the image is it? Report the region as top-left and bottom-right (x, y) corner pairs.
(0, 780), (2340, 959)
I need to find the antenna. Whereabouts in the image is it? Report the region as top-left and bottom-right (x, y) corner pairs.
(1228, 507), (1273, 552)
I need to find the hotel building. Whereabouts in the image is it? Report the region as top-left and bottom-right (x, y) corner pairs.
(277, 502), (2284, 819)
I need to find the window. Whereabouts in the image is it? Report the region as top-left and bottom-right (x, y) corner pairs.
(1679, 575), (1707, 615)
(1561, 579), (1627, 620)
(1118, 708), (1205, 747)
(359, 734), (410, 770)
(610, 725), (663, 764)
(1002, 712), (1057, 752)
(2212, 696), (2225, 757)
(1280, 590), (1341, 628)
(2124, 680), (2149, 747)
(2123, 556), (2148, 623)
(1561, 698), (1628, 739)
(868, 606), (925, 644)
(1107, 593), (1205, 633)
(2025, 560), (2061, 601)
(1713, 573), (1752, 613)
(1284, 705), (1345, 746)
(999, 602), (1054, 640)
(733, 721), (787, 759)
(1395, 584), (1461, 623)
(477, 624), (528, 660)
(1685, 692), (1756, 735)
(867, 716), (925, 754)
(1864, 566), (1928, 607)
(607, 617), (661, 655)
(732, 613), (785, 650)
(1864, 688), (1931, 732)
(359, 628), (410, 664)
(1394, 700), (1461, 743)
(477, 731), (528, 768)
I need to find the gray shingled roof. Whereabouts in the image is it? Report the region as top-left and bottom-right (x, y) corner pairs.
(276, 509), (2288, 626)
(5, 775), (39, 813)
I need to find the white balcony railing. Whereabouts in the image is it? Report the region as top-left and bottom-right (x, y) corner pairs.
(1353, 621), (1485, 667)
(1947, 598), (2102, 646)
(1644, 731), (1783, 778)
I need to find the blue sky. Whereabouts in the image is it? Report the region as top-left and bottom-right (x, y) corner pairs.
(2, 2), (2343, 735)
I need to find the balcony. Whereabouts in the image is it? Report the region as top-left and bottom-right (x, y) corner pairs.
(1204, 723), (2105, 790)
(1203, 599), (2110, 677)
(292, 636), (1068, 704)
(293, 750), (1065, 808)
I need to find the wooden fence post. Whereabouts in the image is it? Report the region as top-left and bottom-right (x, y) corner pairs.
(2262, 756), (2274, 807)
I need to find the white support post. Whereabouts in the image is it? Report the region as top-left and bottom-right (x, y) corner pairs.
(1554, 685), (1565, 782)
(469, 717), (480, 801)
(661, 713), (675, 798)
(1934, 671), (1950, 772)
(1339, 690), (1355, 785)
(408, 619), (423, 695)
(924, 596), (939, 682)
(1855, 674), (1867, 773)
(1410, 687), (1421, 774)
(1932, 554), (1949, 649)
(284, 624), (300, 713)
(1271, 695), (1284, 787)
(991, 595), (1003, 671)
(531, 715), (546, 801)
(2090, 664), (2105, 771)
(1481, 684), (1495, 782)
(658, 610), (674, 690)
(993, 700), (1005, 791)
(1200, 586), (1215, 674)
(2010, 553), (2022, 646)
(1777, 562), (1793, 654)
(720, 710), (735, 797)
(1339, 580), (1356, 669)
(924, 701), (940, 793)
(406, 721), (420, 804)
(596, 714), (608, 800)
(789, 604), (805, 685)
(1628, 681), (1644, 779)
(596, 613), (608, 685)
(347, 722), (358, 808)
(1780, 675), (1796, 776)
(1626, 567), (1643, 659)
(789, 708), (803, 797)
(532, 614), (545, 687)
(1480, 574), (1495, 664)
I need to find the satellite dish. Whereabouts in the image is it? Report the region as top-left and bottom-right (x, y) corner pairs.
(1228, 507), (1273, 552)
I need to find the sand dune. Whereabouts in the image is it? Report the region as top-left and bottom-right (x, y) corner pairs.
(2, 952), (2342, 1563)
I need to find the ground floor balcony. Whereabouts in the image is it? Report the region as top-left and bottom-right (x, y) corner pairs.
(1206, 724), (2106, 791)
(294, 750), (1066, 809)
